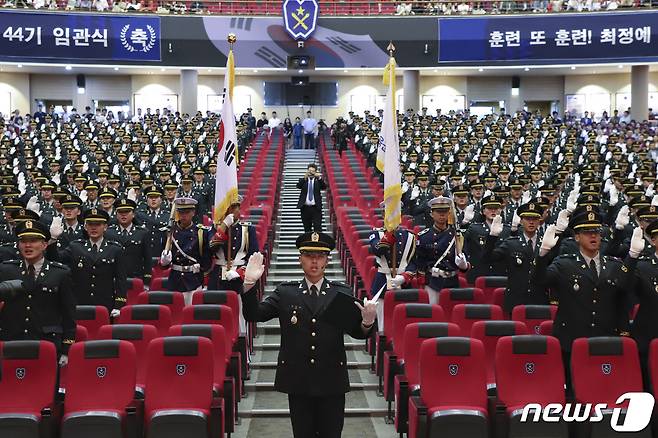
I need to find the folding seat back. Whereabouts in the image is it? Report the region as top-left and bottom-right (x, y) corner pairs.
(182, 305), (235, 345)
(97, 324), (158, 390)
(126, 277), (145, 305)
(451, 304), (504, 337)
(62, 340), (137, 437)
(144, 337), (214, 437)
(438, 288), (485, 320)
(392, 304), (445, 357)
(474, 276), (508, 304)
(137, 291), (185, 325)
(0, 341), (56, 415)
(402, 322), (461, 388)
(169, 324), (228, 388)
(191, 290), (241, 336)
(471, 320), (529, 390)
(512, 305), (557, 335)
(539, 320), (553, 336)
(571, 337), (643, 407)
(383, 289), (429, 339)
(76, 325), (89, 342)
(495, 335), (565, 413)
(649, 339), (658, 396)
(149, 276), (169, 291)
(75, 305), (110, 340)
(116, 305), (172, 337)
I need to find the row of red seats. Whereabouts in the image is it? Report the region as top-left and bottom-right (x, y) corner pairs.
(0, 336), (230, 438)
(407, 335), (655, 438)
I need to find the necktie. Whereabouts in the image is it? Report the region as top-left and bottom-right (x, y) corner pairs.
(310, 285), (318, 296)
(27, 264), (35, 281)
(307, 178), (315, 204)
(589, 259), (598, 282)
(91, 243), (98, 254)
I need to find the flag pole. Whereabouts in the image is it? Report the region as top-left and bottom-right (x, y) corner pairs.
(387, 41), (398, 280)
(226, 32), (236, 272)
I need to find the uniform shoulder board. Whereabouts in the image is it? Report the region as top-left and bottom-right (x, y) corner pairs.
(329, 280), (352, 291)
(1, 260), (20, 266)
(602, 255), (622, 263)
(49, 261), (68, 269)
(557, 253), (578, 260)
(72, 238), (87, 244)
(279, 280), (301, 286)
(107, 240), (123, 247)
(419, 228), (431, 236)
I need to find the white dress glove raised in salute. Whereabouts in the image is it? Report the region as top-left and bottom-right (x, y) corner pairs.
(355, 297), (377, 327)
(127, 188), (138, 202)
(539, 224), (559, 257)
(566, 190), (579, 214)
(555, 209), (571, 233)
(410, 186), (420, 201)
(511, 212), (521, 232)
(615, 206), (630, 231)
(244, 252), (265, 286)
(160, 250), (172, 266)
(489, 215), (504, 237)
(629, 227), (645, 259)
(463, 204), (475, 224)
(49, 216), (64, 240)
(26, 196), (41, 215)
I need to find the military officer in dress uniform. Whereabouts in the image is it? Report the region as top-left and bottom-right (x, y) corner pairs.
(159, 197), (213, 302)
(53, 208), (127, 318)
(534, 212), (642, 389)
(0, 219), (76, 365)
(483, 201), (549, 314)
(239, 232), (377, 438)
(56, 194), (84, 250)
(208, 196), (259, 291)
(138, 186), (171, 257)
(416, 197), (470, 305)
(106, 198), (152, 284)
(630, 219), (658, 389)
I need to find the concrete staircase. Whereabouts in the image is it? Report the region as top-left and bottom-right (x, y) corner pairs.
(232, 149), (396, 438)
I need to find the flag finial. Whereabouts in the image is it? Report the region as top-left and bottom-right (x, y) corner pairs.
(227, 33), (237, 48)
(387, 41), (395, 57)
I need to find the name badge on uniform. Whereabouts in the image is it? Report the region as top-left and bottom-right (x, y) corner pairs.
(291, 310), (298, 325)
(516, 257), (522, 265)
(573, 283), (580, 292)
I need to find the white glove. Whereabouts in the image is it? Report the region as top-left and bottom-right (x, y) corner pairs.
(629, 227), (644, 259)
(652, 195), (658, 207)
(511, 212), (521, 232)
(566, 191), (579, 213)
(127, 188), (137, 202)
(609, 185), (619, 207)
(555, 209), (570, 232)
(455, 253), (468, 270)
(225, 270), (241, 281)
(539, 224), (559, 256)
(390, 274), (405, 289)
(647, 186), (655, 197)
(245, 252), (265, 284)
(489, 215), (504, 237)
(615, 206), (630, 231)
(410, 186), (420, 200)
(160, 250), (172, 266)
(223, 213), (235, 228)
(58, 355), (68, 367)
(110, 309), (120, 318)
(463, 204), (475, 224)
(521, 191), (531, 204)
(49, 217), (63, 240)
(26, 196), (41, 215)
(430, 267), (441, 277)
(79, 189), (88, 203)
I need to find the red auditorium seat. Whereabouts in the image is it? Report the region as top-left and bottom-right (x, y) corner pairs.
(438, 287), (485, 320)
(512, 305), (557, 335)
(0, 341), (57, 437)
(384, 304), (445, 405)
(126, 277), (145, 305)
(145, 336), (223, 438)
(470, 320), (528, 392)
(192, 290), (242, 344)
(75, 324), (89, 341)
(451, 304), (504, 337)
(61, 340), (138, 437)
(149, 276), (169, 291)
(75, 305), (110, 340)
(394, 322), (460, 434)
(495, 335), (568, 437)
(539, 320), (553, 336)
(96, 324), (158, 392)
(409, 337), (488, 438)
(571, 337), (648, 437)
(117, 304), (173, 336)
(474, 276), (508, 306)
(137, 291), (186, 325)
(169, 324), (236, 433)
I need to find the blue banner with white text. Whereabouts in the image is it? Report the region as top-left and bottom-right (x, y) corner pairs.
(0, 11), (160, 61)
(438, 12), (658, 64)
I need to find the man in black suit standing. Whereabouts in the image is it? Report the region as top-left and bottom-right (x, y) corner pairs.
(297, 163), (326, 233)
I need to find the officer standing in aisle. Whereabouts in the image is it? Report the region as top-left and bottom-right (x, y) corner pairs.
(106, 198), (152, 284)
(159, 197), (213, 301)
(415, 197), (470, 305)
(297, 164), (326, 233)
(138, 185), (171, 258)
(239, 232), (377, 438)
(0, 220), (76, 365)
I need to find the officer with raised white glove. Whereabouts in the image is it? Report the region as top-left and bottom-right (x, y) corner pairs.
(615, 205), (630, 231)
(462, 204), (476, 225)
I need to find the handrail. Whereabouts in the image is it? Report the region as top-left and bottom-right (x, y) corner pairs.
(0, 0), (653, 16)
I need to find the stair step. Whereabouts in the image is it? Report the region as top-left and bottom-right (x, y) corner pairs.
(254, 342), (364, 351)
(244, 382), (378, 391)
(239, 408), (388, 418)
(251, 361), (370, 370)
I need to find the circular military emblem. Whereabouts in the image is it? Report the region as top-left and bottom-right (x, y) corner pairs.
(291, 315), (298, 325)
(25, 220), (32, 229)
(516, 257), (522, 265)
(574, 283), (580, 292)
(311, 233), (319, 242)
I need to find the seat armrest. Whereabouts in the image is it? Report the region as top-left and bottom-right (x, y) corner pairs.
(210, 397), (224, 438)
(409, 396), (428, 438)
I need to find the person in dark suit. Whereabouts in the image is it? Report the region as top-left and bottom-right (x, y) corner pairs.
(296, 163), (326, 233)
(106, 198), (152, 284)
(0, 219), (76, 365)
(239, 232), (377, 438)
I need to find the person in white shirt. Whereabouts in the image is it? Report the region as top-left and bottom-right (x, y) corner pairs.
(302, 111), (317, 149)
(269, 111), (281, 129)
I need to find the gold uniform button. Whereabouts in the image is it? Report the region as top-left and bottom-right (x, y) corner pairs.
(24, 318), (29, 322)
(593, 300), (597, 304)
(591, 323), (595, 327)
(26, 307), (30, 311)
(24, 329), (28, 334)
(311, 332), (316, 337)
(310, 359), (315, 364)
(311, 318), (316, 323)
(311, 346), (316, 350)
(28, 295), (32, 299)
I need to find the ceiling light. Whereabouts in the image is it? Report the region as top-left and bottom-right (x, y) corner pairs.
(571, 66), (576, 70)
(433, 69), (438, 73)
(114, 67), (119, 71)
(17, 64), (22, 68)
(65, 65), (72, 71)
(298, 69), (303, 74)
(478, 68), (483, 72)
(343, 70), (348, 73)
(253, 69), (258, 73)
(618, 64), (624, 69)
(160, 68), (165, 72)
(524, 67), (530, 71)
